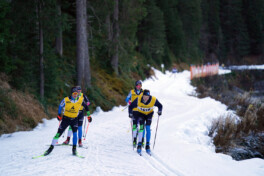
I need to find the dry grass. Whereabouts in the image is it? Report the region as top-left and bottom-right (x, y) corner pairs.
(209, 114), (238, 149)
(0, 73), (11, 89)
(0, 74), (50, 135)
(210, 103), (264, 153)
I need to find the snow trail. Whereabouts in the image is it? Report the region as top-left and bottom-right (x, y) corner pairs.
(1, 68), (264, 176)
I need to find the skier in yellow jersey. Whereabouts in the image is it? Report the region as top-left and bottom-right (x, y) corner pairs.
(63, 86), (91, 147)
(125, 80), (146, 147)
(129, 89), (162, 155)
(44, 87), (91, 156)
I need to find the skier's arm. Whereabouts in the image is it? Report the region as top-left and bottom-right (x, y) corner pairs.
(82, 101), (89, 112)
(125, 91), (132, 104)
(128, 98), (138, 115)
(154, 99), (163, 115)
(83, 94), (90, 106)
(58, 99), (65, 115)
(82, 99), (92, 122)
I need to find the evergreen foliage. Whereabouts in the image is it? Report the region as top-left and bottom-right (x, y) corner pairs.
(0, 0), (264, 114)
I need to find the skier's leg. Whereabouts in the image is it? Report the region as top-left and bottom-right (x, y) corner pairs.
(137, 117), (145, 154)
(132, 118), (138, 138)
(70, 118), (79, 146)
(137, 117), (145, 145)
(45, 117), (69, 155)
(67, 126), (73, 138)
(145, 116), (152, 144)
(52, 117), (69, 145)
(77, 111), (84, 146)
(145, 114), (153, 152)
(77, 111), (84, 140)
(132, 111), (138, 138)
(142, 123), (146, 147)
(132, 112), (139, 146)
(63, 126), (72, 144)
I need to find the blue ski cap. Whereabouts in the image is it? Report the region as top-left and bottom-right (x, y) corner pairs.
(135, 80), (142, 86)
(76, 86), (81, 91)
(143, 89), (150, 96)
(71, 87), (78, 94)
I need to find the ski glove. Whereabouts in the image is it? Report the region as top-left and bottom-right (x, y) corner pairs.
(87, 111), (90, 116)
(158, 111), (162, 116)
(57, 115), (62, 121)
(128, 100), (131, 105)
(87, 116), (92, 123)
(129, 113), (133, 118)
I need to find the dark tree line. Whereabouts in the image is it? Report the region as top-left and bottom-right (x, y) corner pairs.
(0, 0), (263, 107)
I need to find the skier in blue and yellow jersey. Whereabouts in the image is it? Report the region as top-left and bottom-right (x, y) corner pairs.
(128, 89), (162, 155)
(63, 86), (90, 147)
(44, 87), (92, 156)
(125, 80), (145, 147)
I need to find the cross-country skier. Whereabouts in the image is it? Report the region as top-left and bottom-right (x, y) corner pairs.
(128, 89), (162, 155)
(170, 66), (178, 78)
(125, 80), (145, 147)
(44, 87), (92, 156)
(63, 86), (90, 147)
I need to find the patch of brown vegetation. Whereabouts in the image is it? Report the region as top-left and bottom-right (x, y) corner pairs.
(0, 74), (50, 135)
(0, 73), (11, 89)
(173, 62), (190, 71)
(92, 68), (130, 108)
(193, 72), (264, 160)
(209, 104), (264, 154)
(242, 55), (263, 65)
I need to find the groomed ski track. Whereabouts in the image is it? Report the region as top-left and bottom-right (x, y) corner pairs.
(1, 69), (264, 176)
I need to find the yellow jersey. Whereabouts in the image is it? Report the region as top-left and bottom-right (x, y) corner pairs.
(137, 95), (156, 115)
(131, 89), (143, 111)
(63, 96), (84, 118)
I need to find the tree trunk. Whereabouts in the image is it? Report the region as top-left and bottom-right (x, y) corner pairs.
(76, 0), (91, 88)
(111, 0), (119, 75)
(37, 1), (44, 99)
(56, 0), (63, 57)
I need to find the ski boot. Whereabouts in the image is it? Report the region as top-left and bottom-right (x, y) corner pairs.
(133, 138), (137, 148)
(137, 142), (142, 155)
(72, 145), (77, 155)
(44, 145), (54, 156)
(145, 142), (151, 155)
(63, 137), (70, 145)
(78, 139), (83, 147)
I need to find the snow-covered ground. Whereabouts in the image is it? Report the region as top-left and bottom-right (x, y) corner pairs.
(1, 69), (264, 176)
(228, 64), (264, 70)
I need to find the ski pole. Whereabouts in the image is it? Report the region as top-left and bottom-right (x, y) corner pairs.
(153, 115), (160, 150)
(83, 116), (87, 137)
(130, 119), (134, 150)
(83, 122), (90, 140)
(121, 105), (128, 111)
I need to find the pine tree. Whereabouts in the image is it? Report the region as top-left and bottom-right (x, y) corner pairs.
(200, 0), (220, 62)
(220, 0), (250, 63)
(243, 0), (264, 55)
(0, 1), (12, 73)
(177, 0), (202, 62)
(137, 0), (166, 65)
(157, 0), (186, 59)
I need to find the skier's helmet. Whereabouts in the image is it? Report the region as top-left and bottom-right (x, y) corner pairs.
(143, 89), (150, 96)
(135, 80), (142, 87)
(76, 86), (81, 91)
(71, 87), (78, 95)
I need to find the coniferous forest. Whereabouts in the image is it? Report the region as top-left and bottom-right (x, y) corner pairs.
(0, 0), (264, 133)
